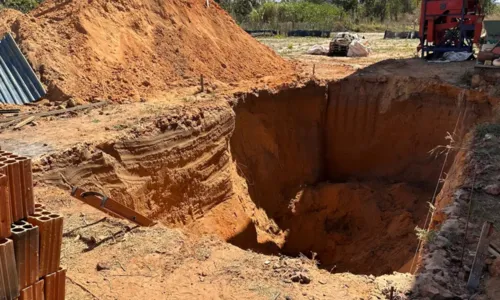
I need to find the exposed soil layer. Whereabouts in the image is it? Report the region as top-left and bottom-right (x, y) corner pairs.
(0, 0), (292, 102)
(229, 78), (491, 275)
(34, 77), (492, 277)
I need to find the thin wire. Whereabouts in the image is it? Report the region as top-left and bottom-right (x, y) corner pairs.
(409, 99), (465, 274)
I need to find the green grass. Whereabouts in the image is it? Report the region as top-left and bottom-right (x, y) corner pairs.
(415, 226), (437, 243)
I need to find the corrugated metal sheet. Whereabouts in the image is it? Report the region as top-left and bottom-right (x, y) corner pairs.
(0, 33), (46, 105)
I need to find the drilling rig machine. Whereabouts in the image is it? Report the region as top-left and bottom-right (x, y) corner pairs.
(418, 0), (485, 58)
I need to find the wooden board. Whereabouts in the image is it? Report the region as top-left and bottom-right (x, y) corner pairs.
(70, 187), (156, 227)
(467, 221), (495, 291)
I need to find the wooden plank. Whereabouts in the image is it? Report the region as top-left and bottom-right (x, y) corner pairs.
(467, 221), (495, 291)
(0, 101), (108, 123)
(0, 109), (20, 114)
(488, 246), (500, 258)
(13, 116), (37, 130)
(70, 187), (156, 227)
(491, 242), (500, 255)
(0, 118), (22, 130)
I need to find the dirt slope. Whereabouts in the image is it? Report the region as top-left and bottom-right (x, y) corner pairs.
(0, 0), (292, 102)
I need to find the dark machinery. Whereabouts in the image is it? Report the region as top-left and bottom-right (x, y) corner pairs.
(418, 0), (484, 58)
(476, 21), (500, 68)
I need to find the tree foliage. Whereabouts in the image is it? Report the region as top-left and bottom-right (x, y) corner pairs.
(0, 0), (42, 13)
(220, 0), (499, 31)
(237, 1), (345, 29)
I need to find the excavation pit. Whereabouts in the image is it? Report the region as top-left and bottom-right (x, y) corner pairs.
(228, 78), (490, 276)
(47, 77), (492, 278)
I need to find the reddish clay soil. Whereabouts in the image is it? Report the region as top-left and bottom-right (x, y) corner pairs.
(0, 72), (497, 299)
(0, 0), (293, 102)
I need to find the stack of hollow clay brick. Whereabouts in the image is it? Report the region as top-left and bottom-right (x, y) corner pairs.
(0, 150), (65, 300)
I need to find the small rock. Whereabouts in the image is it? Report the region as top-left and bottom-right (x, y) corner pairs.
(264, 260), (270, 265)
(484, 133), (496, 141)
(419, 283), (440, 298)
(434, 273), (448, 286)
(96, 262), (111, 271)
(435, 236), (450, 248)
(318, 280), (326, 284)
(441, 219), (460, 232)
(36, 99), (51, 106)
(484, 184), (500, 196)
(471, 74), (482, 88)
(291, 272), (311, 284)
(66, 98), (77, 108)
(285, 296), (292, 300)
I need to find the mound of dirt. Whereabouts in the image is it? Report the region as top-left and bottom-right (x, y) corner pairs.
(0, 0), (292, 102)
(0, 9), (22, 34)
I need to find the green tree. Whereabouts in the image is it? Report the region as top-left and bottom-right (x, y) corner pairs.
(1, 0), (41, 13)
(388, 0), (402, 20)
(215, 0), (233, 12)
(333, 0), (358, 13)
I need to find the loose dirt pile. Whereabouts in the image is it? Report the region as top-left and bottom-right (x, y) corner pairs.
(0, 9), (21, 34)
(0, 0), (292, 102)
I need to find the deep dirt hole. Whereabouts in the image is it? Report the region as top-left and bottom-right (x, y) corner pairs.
(228, 78), (489, 276)
(43, 76), (491, 278)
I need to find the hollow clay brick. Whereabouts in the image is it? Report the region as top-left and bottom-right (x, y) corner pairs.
(0, 173), (12, 239)
(27, 211), (63, 278)
(15, 157), (34, 217)
(19, 280), (44, 300)
(34, 204), (45, 212)
(19, 285), (32, 300)
(11, 221), (40, 290)
(33, 280), (44, 300)
(44, 268), (65, 300)
(0, 239), (20, 300)
(0, 152), (12, 158)
(0, 163), (12, 232)
(4, 158), (24, 222)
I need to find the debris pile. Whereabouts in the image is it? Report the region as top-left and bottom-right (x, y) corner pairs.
(0, 149), (65, 300)
(0, 0), (292, 102)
